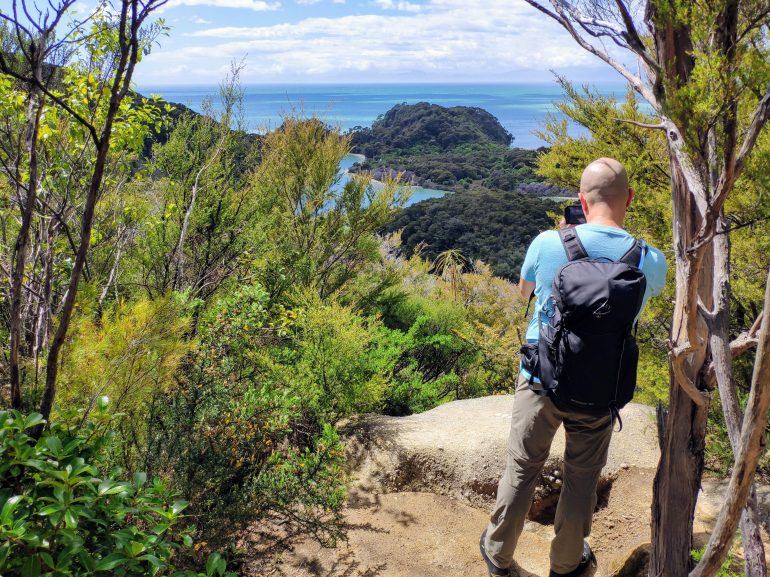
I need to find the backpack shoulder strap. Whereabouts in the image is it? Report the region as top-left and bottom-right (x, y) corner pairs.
(619, 238), (646, 268)
(558, 227), (589, 261)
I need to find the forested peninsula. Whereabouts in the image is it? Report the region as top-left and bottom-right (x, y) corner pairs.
(349, 101), (568, 196)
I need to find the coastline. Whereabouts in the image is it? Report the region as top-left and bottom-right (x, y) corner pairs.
(340, 153), (450, 206)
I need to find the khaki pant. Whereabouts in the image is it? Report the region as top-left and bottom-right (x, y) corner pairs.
(484, 374), (613, 574)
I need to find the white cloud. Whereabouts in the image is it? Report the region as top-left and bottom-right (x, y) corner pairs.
(374, 0), (422, 11)
(139, 0), (611, 83)
(165, 0), (281, 10)
(296, 0), (322, 4)
(192, 16), (212, 24)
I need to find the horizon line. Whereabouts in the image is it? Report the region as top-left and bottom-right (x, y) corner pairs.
(136, 79), (630, 89)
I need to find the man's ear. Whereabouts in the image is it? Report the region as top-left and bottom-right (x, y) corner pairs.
(626, 187), (635, 208)
(579, 191), (589, 213)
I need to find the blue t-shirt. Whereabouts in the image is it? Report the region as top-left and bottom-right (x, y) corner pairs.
(521, 223), (668, 343)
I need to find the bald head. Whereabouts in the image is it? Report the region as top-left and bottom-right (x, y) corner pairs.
(580, 158), (630, 207)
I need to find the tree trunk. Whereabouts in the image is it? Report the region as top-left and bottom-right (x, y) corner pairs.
(708, 222), (767, 577)
(32, 219), (55, 393)
(650, 155), (712, 577)
(37, 1), (144, 425)
(9, 79), (44, 409)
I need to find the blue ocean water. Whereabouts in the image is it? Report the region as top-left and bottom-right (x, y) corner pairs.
(140, 83), (627, 206)
(139, 82), (626, 149)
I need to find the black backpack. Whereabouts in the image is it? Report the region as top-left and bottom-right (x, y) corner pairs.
(522, 228), (647, 424)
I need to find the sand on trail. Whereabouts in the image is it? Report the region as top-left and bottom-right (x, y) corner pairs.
(254, 396), (770, 577)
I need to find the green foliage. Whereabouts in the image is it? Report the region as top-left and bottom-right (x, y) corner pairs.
(288, 299), (392, 421)
(132, 71), (260, 301)
(369, 245), (526, 414)
(146, 284), (347, 546)
(58, 296), (191, 471)
(253, 117), (404, 300)
(0, 407), (233, 577)
(705, 386), (770, 477)
(691, 547), (741, 577)
(384, 189), (556, 280)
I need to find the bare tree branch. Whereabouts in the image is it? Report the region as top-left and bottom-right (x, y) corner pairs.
(521, 0), (659, 109)
(614, 117), (666, 130)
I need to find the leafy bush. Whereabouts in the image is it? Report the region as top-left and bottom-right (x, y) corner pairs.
(368, 253), (525, 415)
(59, 296), (191, 472)
(146, 285), (347, 547)
(0, 407), (232, 577)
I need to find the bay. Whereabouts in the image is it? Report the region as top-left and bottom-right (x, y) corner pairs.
(338, 153), (448, 207)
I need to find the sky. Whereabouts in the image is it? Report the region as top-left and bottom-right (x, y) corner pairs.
(126, 0), (626, 86)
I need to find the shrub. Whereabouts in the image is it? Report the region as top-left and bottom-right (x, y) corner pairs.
(0, 406), (232, 577)
(59, 296), (191, 472)
(146, 285), (348, 547)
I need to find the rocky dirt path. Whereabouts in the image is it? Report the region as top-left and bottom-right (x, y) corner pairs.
(253, 396), (770, 577)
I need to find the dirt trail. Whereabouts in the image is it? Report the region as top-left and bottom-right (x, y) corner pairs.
(253, 397), (770, 577)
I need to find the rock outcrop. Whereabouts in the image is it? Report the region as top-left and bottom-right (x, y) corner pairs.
(344, 395), (660, 511)
(263, 395), (770, 577)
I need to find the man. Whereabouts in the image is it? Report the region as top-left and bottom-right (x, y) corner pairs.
(479, 158), (667, 577)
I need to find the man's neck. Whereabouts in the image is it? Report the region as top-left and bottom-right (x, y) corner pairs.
(585, 214), (625, 229)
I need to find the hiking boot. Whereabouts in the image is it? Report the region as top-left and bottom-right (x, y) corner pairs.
(549, 541), (596, 577)
(479, 529), (513, 576)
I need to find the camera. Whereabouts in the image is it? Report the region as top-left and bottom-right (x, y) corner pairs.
(564, 203), (586, 225)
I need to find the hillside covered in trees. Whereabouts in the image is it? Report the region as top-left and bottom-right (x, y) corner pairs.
(385, 190), (556, 281)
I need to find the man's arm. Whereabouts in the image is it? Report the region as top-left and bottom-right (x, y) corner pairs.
(519, 278), (535, 300)
(519, 233), (541, 301)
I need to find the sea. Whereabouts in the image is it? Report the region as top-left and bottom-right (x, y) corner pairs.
(140, 83), (626, 205)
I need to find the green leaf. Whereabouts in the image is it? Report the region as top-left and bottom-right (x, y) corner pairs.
(139, 553), (162, 569)
(133, 471), (148, 487)
(64, 508), (78, 528)
(21, 555), (41, 577)
(39, 552), (55, 570)
(98, 480), (114, 495)
(170, 500), (188, 515)
(45, 436), (63, 454)
(37, 504), (62, 517)
(206, 553), (221, 576)
(23, 413), (44, 430)
(21, 459), (45, 470)
(94, 553), (127, 571)
(126, 540), (145, 557)
(0, 495), (23, 524)
(78, 550), (96, 572)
